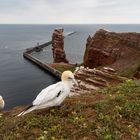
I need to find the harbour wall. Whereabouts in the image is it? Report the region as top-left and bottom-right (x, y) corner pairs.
(23, 31), (76, 79)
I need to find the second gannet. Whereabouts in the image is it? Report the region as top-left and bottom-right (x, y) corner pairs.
(0, 96), (5, 110)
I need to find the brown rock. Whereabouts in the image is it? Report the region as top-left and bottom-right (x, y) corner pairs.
(70, 67), (128, 96)
(83, 29), (140, 78)
(52, 28), (69, 63)
(53, 48), (68, 63)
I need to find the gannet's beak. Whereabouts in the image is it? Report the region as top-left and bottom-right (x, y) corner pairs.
(72, 78), (78, 86)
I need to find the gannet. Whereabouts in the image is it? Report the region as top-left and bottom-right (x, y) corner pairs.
(18, 70), (78, 116)
(0, 96), (5, 110)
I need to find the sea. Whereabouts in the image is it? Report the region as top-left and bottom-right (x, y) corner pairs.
(0, 24), (140, 110)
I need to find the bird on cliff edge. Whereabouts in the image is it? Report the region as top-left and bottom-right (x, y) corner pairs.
(18, 70), (78, 116)
(0, 96), (5, 110)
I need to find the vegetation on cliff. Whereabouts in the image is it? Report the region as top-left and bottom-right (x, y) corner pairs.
(0, 80), (140, 140)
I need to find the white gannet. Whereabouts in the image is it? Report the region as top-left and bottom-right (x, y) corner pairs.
(18, 70), (78, 116)
(0, 96), (5, 110)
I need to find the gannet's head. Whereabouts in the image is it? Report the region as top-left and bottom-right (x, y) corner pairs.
(61, 71), (78, 85)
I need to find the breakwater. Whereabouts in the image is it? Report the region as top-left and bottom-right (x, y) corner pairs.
(25, 41), (52, 54)
(23, 52), (61, 79)
(65, 31), (76, 36)
(23, 31), (76, 79)
(23, 40), (61, 79)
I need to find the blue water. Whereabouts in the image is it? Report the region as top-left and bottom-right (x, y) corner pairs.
(0, 24), (140, 110)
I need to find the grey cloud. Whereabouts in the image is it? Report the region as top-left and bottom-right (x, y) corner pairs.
(0, 0), (140, 24)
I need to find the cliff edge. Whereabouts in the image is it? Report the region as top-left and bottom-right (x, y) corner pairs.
(0, 80), (140, 139)
(84, 29), (140, 78)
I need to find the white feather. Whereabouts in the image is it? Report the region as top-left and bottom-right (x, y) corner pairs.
(33, 82), (63, 106)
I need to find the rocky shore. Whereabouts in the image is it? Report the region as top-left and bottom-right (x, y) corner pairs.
(50, 28), (140, 96)
(22, 28), (140, 99)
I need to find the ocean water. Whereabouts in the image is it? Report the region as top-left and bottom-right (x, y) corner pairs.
(0, 24), (140, 110)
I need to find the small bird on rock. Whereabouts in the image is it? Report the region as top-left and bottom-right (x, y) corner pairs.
(18, 70), (78, 116)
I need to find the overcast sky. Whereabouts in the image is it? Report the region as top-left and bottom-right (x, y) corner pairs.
(0, 0), (140, 24)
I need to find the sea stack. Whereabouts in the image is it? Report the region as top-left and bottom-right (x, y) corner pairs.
(52, 28), (68, 63)
(52, 28), (69, 63)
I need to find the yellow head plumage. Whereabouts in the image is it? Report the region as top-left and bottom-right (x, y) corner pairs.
(61, 71), (74, 81)
(61, 71), (78, 85)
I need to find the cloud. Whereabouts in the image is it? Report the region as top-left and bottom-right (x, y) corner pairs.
(0, 0), (140, 24)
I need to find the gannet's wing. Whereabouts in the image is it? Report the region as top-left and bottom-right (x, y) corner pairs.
(33, 82), (63, 106)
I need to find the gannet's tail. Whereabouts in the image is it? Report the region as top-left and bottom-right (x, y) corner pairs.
(17, 105), (36, 116)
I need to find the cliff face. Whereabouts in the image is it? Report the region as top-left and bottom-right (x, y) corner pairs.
(52, 28), (69, 63)
(83, 29), (140, 78)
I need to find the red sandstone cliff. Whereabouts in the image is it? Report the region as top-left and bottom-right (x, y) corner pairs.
(83, 29), (140, 78)
(52, 28), (69, 63)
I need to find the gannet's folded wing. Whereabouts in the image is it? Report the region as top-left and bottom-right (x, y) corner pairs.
(33, 82), (63, 106)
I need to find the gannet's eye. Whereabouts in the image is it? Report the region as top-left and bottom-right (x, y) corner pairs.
(68, 77), (72, 80)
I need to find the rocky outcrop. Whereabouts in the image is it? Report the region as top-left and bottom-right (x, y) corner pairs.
(83, 29), (140, 78)
(52, 28), (69, 63)
(70, 66), (128, 96)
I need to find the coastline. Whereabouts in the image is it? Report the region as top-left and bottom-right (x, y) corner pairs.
(23, 31), (78, 80)
(0, 27), (140, 139)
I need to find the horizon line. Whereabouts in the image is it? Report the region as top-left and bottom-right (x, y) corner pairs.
(0, 23), (140, 25)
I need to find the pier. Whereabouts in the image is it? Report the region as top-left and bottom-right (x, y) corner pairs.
(23, 40), (61, 79)
(23, 31), (76, 79)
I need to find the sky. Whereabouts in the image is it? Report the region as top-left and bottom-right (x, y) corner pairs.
(0, 0), (140, 24)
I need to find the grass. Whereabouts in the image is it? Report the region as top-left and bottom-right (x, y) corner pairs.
(117, 58), (140, 78)
(54, 63), (82, 73)
(0, 80), (140, 140)
(55, 65), (76, 73)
